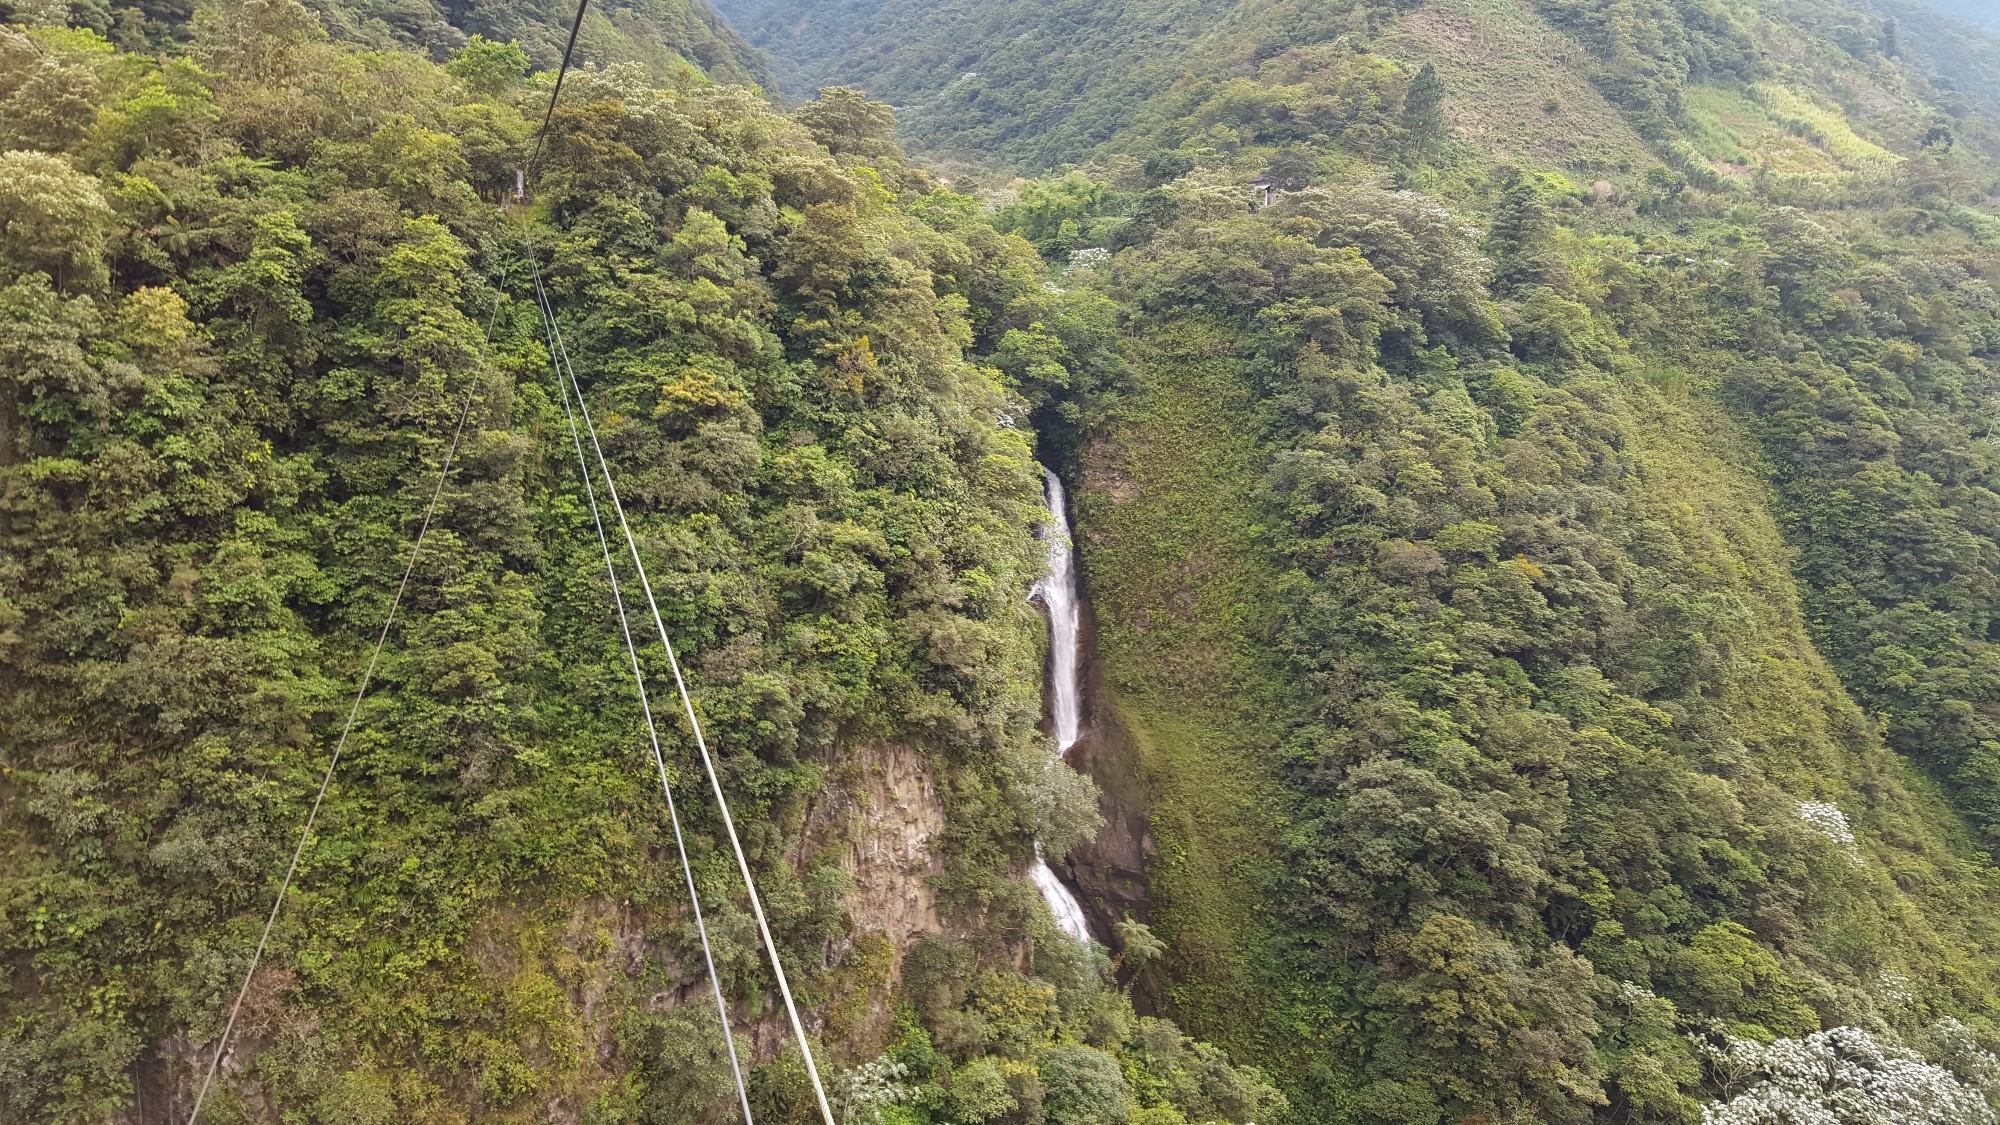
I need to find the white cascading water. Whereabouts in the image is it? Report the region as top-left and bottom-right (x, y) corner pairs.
(1029, 467), (1093, 942)
(1031, 854), (1092, 943)
(1037, 468), (1085, 753)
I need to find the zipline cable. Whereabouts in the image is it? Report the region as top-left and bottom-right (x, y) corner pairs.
(524, 231), (755, 1123)
(519, 4), (833, 1116)
(521, 19), (754, 1125)
(185, 283), (510, 1125)
(530, 247), (839, 1125)
(529, 0), (591, 174)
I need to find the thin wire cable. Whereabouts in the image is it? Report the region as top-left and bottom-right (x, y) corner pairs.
(531, 244), (838, 1125)
(525, 234), (754, 1123)
(529, 0), (592, 174)
(185, 285), (509, 1125)
(518, 2), (829, 1111)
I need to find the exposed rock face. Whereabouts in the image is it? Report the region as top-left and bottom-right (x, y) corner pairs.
(1057, 728), (1153, 937)
(818, 740), (949, 958)
(795, 739), (951, 1055)
(1051, 608), (1157, 1005)
(548, 744), (954, 1081)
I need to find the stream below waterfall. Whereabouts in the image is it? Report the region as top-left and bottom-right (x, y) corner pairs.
(1030, 467), (1095, 943)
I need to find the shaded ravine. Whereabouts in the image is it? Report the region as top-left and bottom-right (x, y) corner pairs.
(1029, 467), (1094, 942)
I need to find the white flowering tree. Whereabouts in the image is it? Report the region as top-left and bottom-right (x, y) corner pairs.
(1694, 1025), (1998, 1124)
(1797, 801), (1862, 865)
(1067, 246), (1110, 272)
(833, 1055), (916, 1125)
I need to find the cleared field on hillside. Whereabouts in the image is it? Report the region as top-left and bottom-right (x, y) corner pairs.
(1381, 0), (1654, 174)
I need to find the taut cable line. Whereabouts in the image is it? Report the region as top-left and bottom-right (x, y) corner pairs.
(518, 4), (834, 1116)
(529, 0), (591, 175)
(184, 283), (509, 1125)
(525, 230), (754, 1122)
(526, 236), (838, 1124)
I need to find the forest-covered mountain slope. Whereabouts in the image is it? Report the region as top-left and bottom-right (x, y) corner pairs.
(17, 0), (2000, 1121)
(1871, 0), (2000, 113)
(299, 0), (771, 86)
(2, 0), (769, 84)
(708, 0), (1260, 168)
(719, 0), (2000, 1122)
(0, 2), (1292, 1122)
(719, 0), (2000, 173)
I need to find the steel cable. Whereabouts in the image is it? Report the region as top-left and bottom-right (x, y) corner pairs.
(528, 242), (839, 1125)
(185, 282), (509, 1125)
(525, 232), (755, 1122)
(515, 8), (834, 1109)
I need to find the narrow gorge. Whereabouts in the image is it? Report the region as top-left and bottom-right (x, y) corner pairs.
(18, 0), (2000, 1120)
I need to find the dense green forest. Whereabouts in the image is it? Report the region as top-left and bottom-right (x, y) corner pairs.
(0, 3), (1282, 1122)
(0, 0), (768, 83)
(727, 0), (2000, 1121)
(14, 0), (2000, 1122)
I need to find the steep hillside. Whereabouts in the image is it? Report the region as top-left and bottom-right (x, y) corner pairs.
(1060, 191), (2000, 1119)
(0, 5), (1285, 1123)
(1920, 0), (2000, 33)
(1873, 0), (2000, 118)
(725, 0), (2000, 1121)
(722, 0), (2000, 176)
(3, 0), (770, 84)
(308, 0), (772, 85)
(710, 0), (1245, 166)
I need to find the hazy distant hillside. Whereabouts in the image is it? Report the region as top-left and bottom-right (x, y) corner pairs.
(1923, 0), (2000, 32)
(403, 0), (770, 84)
(307, 0), (772, 83)
(1871, 0), (2000, 116)
(711, 0), (1244, 162)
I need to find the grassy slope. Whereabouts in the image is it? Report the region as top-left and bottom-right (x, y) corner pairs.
(1380, 0), (1654, 176)
(1073, 320), (1296, 1054)
(1074, 316), (2000, 1115)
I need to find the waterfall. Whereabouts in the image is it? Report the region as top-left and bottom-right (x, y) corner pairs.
(1032, 855), (1093, 941)
(1035, 468), (1084, 754)
(1029, 466), (1093, 943)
